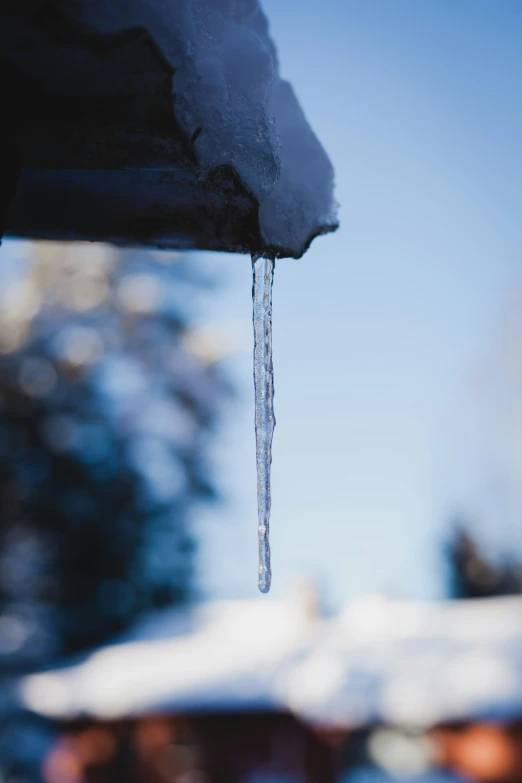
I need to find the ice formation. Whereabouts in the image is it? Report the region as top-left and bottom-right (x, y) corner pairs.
(252, 254), (275, 593)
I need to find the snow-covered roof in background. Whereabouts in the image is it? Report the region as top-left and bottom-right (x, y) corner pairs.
(18, 595), (522, 729)
(282, 595), (522, 729)
(19, 596), (317, 721)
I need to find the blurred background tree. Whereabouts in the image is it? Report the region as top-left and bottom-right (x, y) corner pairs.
(445, 522), (522, 600)
(0, 241), (226, 674)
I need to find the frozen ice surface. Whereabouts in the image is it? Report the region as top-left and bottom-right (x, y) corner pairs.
(1, 0), (337, 257)
(252, 254), (275, 593)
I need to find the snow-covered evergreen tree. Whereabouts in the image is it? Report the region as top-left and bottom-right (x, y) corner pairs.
(0, 241), (225, 671)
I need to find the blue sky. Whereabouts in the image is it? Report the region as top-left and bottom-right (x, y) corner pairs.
(193, 0), (522, 607)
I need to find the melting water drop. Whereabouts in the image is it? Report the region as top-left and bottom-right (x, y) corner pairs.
(252, 253), (275, 593)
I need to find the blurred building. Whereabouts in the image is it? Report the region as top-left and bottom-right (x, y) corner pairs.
(19, 593), (333, 783)
(14, 593), (522, 783)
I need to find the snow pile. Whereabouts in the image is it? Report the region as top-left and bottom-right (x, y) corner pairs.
(19, 597), (314, 720)
(18, 595), (522, 727)
(69, 0), (337, 256)
(281, 595), (522, 728)
(2, 0), (337, 256)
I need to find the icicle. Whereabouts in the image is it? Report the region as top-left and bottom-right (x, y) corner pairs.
(252, 253), (276, 593)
